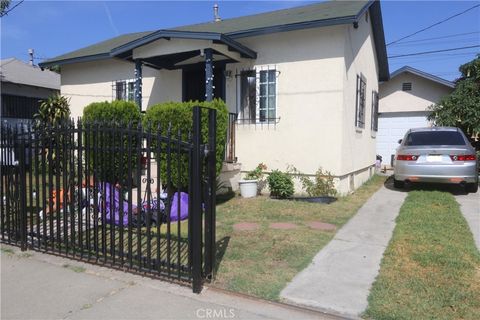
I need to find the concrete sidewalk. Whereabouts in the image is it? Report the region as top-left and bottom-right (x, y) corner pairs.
(454, 191), (480, 250)
(0, 245), (342, 320)
(280, 184), (407, 318)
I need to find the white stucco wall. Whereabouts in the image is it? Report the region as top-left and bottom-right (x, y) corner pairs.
(379, 72), (453, 113)
(61, 59), (182, 119)
(59, 14), (381, 194)
(338, 11), (379, 192)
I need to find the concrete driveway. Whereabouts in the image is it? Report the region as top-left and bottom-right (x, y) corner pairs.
(454, 190), (480, 250)
(280, 182), (407, 318)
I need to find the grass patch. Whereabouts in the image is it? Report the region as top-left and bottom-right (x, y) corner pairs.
(62, 263), (86, 273)
(0, 247), (15, 255)
(364, 190), (480, 320)
(213, 175), (386, 300)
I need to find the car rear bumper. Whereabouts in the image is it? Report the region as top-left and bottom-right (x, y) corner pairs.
(394, 161), (478, 184)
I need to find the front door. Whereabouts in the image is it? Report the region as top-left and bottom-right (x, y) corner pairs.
(183, 65), (225, 102)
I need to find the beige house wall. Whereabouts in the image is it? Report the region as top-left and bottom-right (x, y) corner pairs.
(338, 11), (379, 192)
(379, 72), (453, 113)
(59, 16), (381, 194)
(61, 59), (182, 119)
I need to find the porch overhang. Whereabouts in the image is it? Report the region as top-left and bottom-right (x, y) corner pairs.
(110, 30), (257, 60)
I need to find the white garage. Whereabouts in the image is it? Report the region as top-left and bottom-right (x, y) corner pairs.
(377, 111), (430, 166)
(377, 66), (454, 167)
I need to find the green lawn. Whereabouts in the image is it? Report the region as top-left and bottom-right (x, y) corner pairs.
(364, 190), (480, 320)
(213, 175), (386, 300)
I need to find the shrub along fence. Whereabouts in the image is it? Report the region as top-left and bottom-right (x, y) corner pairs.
(0, 106), (217, 293)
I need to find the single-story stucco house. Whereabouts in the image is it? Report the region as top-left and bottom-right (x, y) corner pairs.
(39, 0), (389, 194)
(377, 66), (455, 167)
(1, 58), (60, 126)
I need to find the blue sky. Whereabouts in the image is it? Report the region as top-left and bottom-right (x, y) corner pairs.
(1, 0), (479, 81)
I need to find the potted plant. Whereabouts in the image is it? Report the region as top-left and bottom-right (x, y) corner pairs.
(239, 163), (267, 198)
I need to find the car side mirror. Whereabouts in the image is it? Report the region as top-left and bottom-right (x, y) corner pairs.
(398, 139), (402, 144)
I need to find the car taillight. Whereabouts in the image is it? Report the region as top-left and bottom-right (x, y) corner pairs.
(450, 154), (477, 161)
(396, 155), (419, 161)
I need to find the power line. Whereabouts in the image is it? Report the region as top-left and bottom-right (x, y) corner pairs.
(388, 31), (480, 45)
(388, 45), (480, 58)
(387, 4), (480, 46)
(0, 0), (24, 17)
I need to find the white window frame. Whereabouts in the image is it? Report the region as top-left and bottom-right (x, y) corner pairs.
(113, 79), (135, 101)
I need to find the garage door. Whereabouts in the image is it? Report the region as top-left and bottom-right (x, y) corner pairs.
(376, 112), (430, 167)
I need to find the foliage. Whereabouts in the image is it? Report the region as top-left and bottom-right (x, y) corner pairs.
(82, 100), (142, 183)
(245, 163), (267, 180)
(33, 94), (71, 129)
(289, 166), (337, 197)
(428, 55), (480, 149)
(0, 0), (10, 16)
(267, 170), (294, 199)
(143, 99), (228, 189)
(32, 94), (71, 173)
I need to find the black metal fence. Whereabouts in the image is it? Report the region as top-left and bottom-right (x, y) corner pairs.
(0, 106), (216, 293)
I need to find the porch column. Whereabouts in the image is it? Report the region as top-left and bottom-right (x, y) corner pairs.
(204, 48), (213, 102)
(134, 59), (143, 110)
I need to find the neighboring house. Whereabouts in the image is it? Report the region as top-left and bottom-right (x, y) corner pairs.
(1, 58), (60, 125)
(39, 0), (389, 194)
(377, 66), (455, 166)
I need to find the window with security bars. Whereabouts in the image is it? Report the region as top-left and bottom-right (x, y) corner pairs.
(239, 68), (277, 123)
(113, 80), (135, 101)
(371, 90), (379, 132)
(355, 74), (366, 128)
(258, 70), (276, 122)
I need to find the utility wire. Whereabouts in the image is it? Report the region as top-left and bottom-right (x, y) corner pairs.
(387, 4), (480, 46)
(0, 0), (24, 17)
(388, 45), (480, 58)
(388, 31), (480, 45)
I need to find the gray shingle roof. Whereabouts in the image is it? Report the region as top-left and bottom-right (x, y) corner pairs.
(1, 58), (60, 89)
(41, 31), (154, 66)
(173, 0), (369, 35)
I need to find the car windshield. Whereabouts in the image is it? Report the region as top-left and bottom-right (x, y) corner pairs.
(404, 131), (466, 146)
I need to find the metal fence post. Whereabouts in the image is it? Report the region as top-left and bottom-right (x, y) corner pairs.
(204, 108), (217, 280)
(18, 138), (28, 251)
(191, 106), (203, 293)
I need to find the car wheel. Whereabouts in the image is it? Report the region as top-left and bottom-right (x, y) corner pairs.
(466, 183), (478, 193)
(393, 178), (404, 189)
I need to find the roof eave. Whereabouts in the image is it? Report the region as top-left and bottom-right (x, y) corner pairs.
(39, 53), (111, 68)
(390, 66), (455, 88)
(110, 30), (257, 59)
(368, 1), (389, 82)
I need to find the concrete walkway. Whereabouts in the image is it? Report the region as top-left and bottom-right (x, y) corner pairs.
(1, 245), (341, 320)
(454, 191), (480, 251)
(280, 184), (407, 318)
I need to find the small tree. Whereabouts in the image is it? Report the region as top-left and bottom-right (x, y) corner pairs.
(33, 94), (71, 173)
(428, 55), (480, 149)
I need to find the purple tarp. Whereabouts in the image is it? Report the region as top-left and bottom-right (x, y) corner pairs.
(99, 182), (188, 225)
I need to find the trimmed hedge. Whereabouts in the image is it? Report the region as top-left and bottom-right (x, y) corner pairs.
(82, 100), (142, 183)
(267, 170), (294, 199)
(143, 99), (228, 189)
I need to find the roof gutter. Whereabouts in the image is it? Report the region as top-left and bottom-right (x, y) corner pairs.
(39, 53), (111, 68)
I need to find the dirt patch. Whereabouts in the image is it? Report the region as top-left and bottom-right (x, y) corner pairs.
(307, 221), (336, 231)
(269, 223), (298, 230)
(233, 222), (259, 231)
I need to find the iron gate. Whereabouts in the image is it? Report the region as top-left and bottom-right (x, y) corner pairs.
(0, 106), (216, 293)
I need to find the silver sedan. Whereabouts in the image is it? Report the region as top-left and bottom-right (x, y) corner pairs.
(394, 127), (478, 193)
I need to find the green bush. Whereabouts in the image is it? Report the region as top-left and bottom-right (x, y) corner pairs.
(143, 99), (228, 189)
(290, 166), (337, 197)
(267, 170), (294, 199)
(82, 100), (142, 183)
